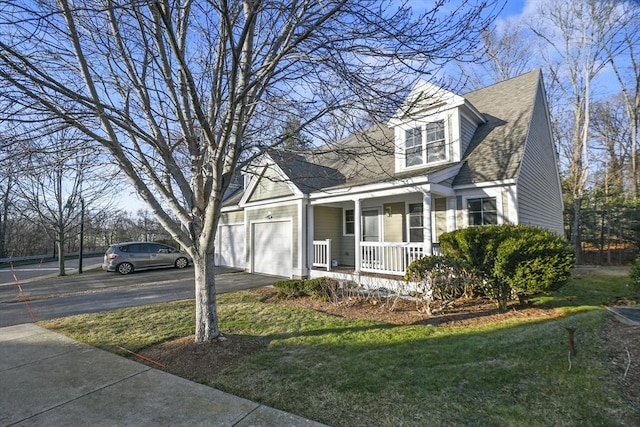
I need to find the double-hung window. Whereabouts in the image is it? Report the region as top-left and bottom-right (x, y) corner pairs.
(344, 209), (355, 235)
(408, 203), (424, 242)
(405, 127), (423, 167)
(405, 121), (446, 167)
(425, 121), (446, 163)
(468, 197), (497, 226)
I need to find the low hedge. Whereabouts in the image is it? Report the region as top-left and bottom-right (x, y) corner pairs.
(273, 277), (339, 301)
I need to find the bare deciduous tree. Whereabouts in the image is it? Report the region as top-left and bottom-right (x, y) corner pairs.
(16, 128), (110, 275)
(461, 20), (535, 88)
(481, 21), (533, 82)
(604, 6), (640, 199)
(0, 0), (503, 343)
(591, 97), (631, 199)
(0, 161), (15, 259)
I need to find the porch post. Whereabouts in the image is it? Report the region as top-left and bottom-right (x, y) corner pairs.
(307, 203), (314, 275)
(447, 196), (457, 232)
(423, 192), (433, 256)
(354, 198), (362, 274)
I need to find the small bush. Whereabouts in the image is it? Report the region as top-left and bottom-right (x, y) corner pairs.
(405, 255), (477, 315)
(273, 279), (305, 299)
(303, 277), (340, 302)
(273, 277), (341, 301)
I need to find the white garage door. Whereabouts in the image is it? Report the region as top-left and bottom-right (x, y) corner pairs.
(216, 224), (245, 268)
(253, 221), (292, 277)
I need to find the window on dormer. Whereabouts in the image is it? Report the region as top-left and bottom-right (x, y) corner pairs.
(404, 121), (446, 168)
(425, 121), (446, 163)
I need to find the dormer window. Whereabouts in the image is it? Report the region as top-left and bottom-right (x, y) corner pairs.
(405, 128), (422, 166)
(404, 121), (447, 168)
(425, 121), (446, 162)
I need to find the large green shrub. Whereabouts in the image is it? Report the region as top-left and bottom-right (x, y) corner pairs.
(494, 228), (574, 297)
(439, 225), (574, 310)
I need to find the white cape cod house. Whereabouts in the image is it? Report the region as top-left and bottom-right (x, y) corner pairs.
(215, 70), (564, 284)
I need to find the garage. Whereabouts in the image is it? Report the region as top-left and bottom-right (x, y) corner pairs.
(216, 224), (245, 268)
(252, 220), (292, 277)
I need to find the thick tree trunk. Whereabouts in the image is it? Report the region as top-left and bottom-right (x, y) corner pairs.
(57, 239), (66, 276)
(193, 251), (221, 343)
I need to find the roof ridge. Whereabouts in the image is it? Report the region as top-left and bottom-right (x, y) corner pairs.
(463, 69), (541, 97)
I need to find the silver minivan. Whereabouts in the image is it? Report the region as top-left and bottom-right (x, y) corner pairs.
(102, 242), (190, 275)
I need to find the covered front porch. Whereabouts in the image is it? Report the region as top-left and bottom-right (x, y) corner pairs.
(306, 184), (455, 280)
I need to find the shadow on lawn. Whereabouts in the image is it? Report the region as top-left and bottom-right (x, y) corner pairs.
(267, 322), (401, 341)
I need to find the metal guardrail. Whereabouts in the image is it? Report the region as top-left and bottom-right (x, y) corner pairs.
(0, 251), (104, 265)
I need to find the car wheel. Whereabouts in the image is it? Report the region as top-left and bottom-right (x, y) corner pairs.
(175, 257), (188, 269)
(117, 262), (133, 275)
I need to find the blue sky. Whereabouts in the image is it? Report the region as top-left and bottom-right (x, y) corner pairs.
(500, 0), (526, 17)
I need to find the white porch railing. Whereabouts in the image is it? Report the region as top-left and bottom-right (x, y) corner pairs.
(313, 240), (441, 276)
(360, 242), (428, 275)
(313, 239), (332, 271)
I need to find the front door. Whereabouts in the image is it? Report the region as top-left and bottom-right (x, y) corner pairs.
(362, 209), (380, 268)
(362, 209), (380, 242)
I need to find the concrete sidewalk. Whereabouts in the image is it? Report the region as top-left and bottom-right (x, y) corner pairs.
(0, 324), (327, 427)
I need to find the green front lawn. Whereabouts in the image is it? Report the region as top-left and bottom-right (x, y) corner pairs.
(40, 268), (639, 426)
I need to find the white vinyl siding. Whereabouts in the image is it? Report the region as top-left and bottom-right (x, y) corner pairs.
(433, 198), (447, 242)
(516, 84), (564, 234)
(383, 202), (405, 242)
(249, 168), (294, 202)
(460, 115), (477, 157)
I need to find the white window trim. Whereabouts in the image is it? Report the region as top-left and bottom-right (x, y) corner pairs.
(395, 110), (456, 173)
(402, 121), (448, 169)
(461, 190), (505, 227)
(343, 208), (355, 236)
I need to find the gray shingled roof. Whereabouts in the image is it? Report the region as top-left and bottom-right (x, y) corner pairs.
(251, 70), (541, 196)
(302, 124), (396, 188)
(453, 69), (540, 186)
(265, 148), (346, 193)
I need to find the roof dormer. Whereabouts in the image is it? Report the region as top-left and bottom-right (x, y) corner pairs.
(388, 80), (485, 174)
